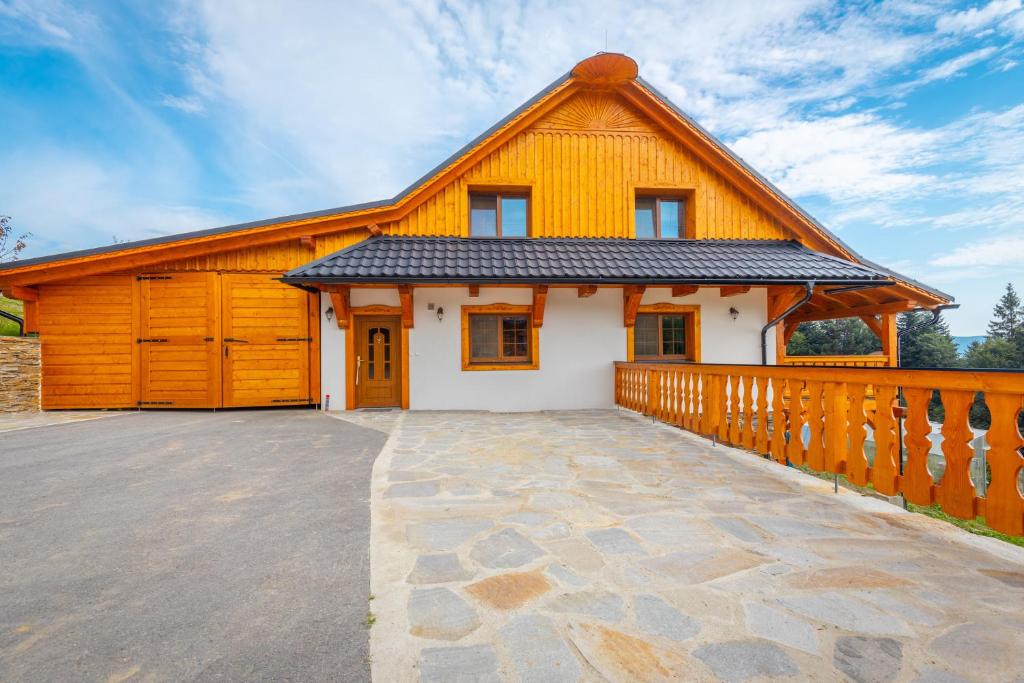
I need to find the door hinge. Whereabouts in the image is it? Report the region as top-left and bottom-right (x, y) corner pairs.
(275, 337), (313, 342)
(204, 337), (214, 342)
(223, 337), (248, 343)
(137, 400), (174, 406)
(271, 398), (312, 403)
(137, 338), (169, 343)
(136, 275), (173, 281)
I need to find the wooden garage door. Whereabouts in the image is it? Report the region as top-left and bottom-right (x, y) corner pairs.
(138, 272), (220, 408)
(221, 274), (312, 407)
(38, 274), (136, 409)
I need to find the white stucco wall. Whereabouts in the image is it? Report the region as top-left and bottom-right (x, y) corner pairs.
(319, 286), (774, 412)
(641, 287), (772, 365)
(409, 287), (624, 411)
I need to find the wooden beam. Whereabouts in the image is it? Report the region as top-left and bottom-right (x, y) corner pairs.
(789, 300), (916, 324)
(468, 284), (480, 297)
(23, 300), (38, 334)
(533, 285), (548, 327)
(577, 285), (597, 298)
(719, 285), (751, 298)
(783, 320), (800, 344)
(880, 313), (898, 366)
(859, 314), (884, 340)
(327, 286), (350, 329)
(767, 285), (807, 321)
(367, 223), (382, 236)
(671, 285), (699, 297)
(398, 285), (414, 328)
(623, 285), (645, 326)
(1, 285), (38, 301)
(299, 235), (316, 250)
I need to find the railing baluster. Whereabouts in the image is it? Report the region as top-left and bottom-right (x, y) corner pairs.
(872, 384), (899, 496)
(984, 392), (1024, 536)
(846, 383), (869, 486)
(787, 380), (806, 466)
(935, 389), (978, 520)
(754, 376), (770, 455)
(741, 375), (754, 449)
(728, 374), (741, 445)
(770, 377), (788, 463)
(823, 381), (848, 474)
(901, 387), (935, 505)
(805, 381), (824, 470)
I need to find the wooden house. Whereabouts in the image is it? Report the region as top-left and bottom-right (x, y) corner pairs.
(0, 53), (951, 412)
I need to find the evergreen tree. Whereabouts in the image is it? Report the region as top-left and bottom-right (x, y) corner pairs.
(897, 311), (959, 368)
(986, 283), (1023, 340)
(786, 318), (882, 356)
(961, 338), (1021, 369)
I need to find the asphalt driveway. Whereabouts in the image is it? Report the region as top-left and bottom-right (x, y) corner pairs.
(0, 410), (387, 682)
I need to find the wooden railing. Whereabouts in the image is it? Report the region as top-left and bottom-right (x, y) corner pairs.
(614, 362), (1024, 536)
(781, 354), (891, 368)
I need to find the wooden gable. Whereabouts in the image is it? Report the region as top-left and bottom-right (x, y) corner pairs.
(0, 52), (948, 311)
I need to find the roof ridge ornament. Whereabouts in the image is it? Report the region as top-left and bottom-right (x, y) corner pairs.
(571, 53), (638, 86)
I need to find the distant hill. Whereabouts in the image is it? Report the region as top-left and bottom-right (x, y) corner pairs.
(953, 336), (986, 355)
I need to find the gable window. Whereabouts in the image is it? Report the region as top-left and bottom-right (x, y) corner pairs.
(461, 304), (538, 370)
(635, 196), (685, 239)
(630, 305), (700, 362)
(470, 192), (529, 237)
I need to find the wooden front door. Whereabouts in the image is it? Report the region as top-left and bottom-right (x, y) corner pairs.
(355, 316), (401, 408)
(138, 272), (220, 408)
(221, 274), (313, 408)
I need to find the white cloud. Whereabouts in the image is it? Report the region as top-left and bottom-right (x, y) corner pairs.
(918, 46), (998, 82)
(931, 234), (1024, 266)
(936, 0), (1022, 33)
(161, 94), (204, 114)
(729, 113), (940, 200)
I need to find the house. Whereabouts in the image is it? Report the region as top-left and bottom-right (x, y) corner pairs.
(0, 53), (951, 412)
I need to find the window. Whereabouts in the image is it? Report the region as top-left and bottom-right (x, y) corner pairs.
(470, 192), (529, 237)
(461, 304), (538, 370)
(635, 196), (685, 239)
(630, 305), (700, 361)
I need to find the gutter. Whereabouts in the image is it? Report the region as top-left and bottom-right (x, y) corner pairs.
(760, 281), (815, 365)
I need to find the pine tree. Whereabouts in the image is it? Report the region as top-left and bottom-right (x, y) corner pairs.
(986, 283), (1023, 340)
(897, 311), (959, 369)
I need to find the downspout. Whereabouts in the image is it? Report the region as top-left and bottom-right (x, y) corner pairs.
(0, 309), (24, 337)
(760, 281), (815, 365)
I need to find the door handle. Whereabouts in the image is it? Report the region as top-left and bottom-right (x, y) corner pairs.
(356, 355), (362, 385)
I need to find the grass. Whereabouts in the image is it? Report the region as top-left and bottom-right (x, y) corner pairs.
(794, 464), (1024, 548)
(0, 295), (24, 336)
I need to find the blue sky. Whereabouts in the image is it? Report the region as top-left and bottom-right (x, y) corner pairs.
(1, 0), (1022, 335)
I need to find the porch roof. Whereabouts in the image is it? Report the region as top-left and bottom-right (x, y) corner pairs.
(282, 236), (892, 286)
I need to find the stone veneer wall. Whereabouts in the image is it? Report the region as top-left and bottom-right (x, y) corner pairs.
(0, 336), (41, 412)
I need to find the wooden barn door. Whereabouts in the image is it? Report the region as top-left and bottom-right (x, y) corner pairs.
(137, 272), (221, 408)
(221, 274), (312, 408)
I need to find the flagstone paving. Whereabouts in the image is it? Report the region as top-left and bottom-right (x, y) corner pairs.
(368, 410), (1024, 682)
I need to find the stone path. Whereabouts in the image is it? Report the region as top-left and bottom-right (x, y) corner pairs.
(368, 410), (1024, 682)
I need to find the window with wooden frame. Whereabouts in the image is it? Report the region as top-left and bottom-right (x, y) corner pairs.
(634, 194), (688, 239)
(461, 304), (539, 370)
(469, 192), (529, 237)
(629, 304), (700, 362)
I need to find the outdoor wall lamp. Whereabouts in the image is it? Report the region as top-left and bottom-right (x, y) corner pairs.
(729, 306), (739, 320)
(436, 306), (445, 322)
(325, 306), (334, 323)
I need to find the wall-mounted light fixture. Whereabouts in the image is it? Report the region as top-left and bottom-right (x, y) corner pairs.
(325, 306), (335, 323)
(729, 306), (739, 321)
(436, 306), (445, 322)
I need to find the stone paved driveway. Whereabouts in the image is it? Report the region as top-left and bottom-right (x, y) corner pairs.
(368, 410), (1024, 683)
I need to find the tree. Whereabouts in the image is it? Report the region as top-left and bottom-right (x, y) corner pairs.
(961, 338), (1021, 369)
(897, 311), (959, 369)
(986, 283), (1023, 340)
(786, 318), (882, 356)
(0, 215), (30, 263)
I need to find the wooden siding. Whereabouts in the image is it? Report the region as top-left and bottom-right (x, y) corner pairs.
(383, 92), (793, 241)
(38, 274), (136, 409)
